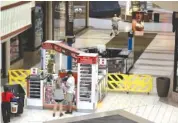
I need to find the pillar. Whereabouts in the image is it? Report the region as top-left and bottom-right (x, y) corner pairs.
(6, 40), (10, 76)
(86, 1), (89, 27)
(45, 1), (53, 40)
(66, 1), (74, 70)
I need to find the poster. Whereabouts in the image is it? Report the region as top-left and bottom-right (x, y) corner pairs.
(132, 11), (144, 36)
(34, 6), (44, 47)
(131, 1), (140, 12)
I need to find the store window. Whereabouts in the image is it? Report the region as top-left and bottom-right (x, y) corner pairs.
(10, 36), (20, 63)
(176, 62), (178, 92)
(53, 1), (66, 40)
(174, 30), (178, 92)
(73, 1), (87, 33)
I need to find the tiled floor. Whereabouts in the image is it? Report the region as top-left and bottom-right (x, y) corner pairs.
(130, 32), (175, 77)
(9, 17), (178, 123)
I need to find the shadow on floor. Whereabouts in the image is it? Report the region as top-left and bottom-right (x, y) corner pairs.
(23, 51), (41, 69)
(159, 97), (178, 108)
(106, 32), (157, 63)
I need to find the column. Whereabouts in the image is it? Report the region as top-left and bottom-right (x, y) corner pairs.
(86, 1), (89, 27)
(66, 1), (74, 70)
(6, 40), (10, 76)
(45, 1), (53, 40)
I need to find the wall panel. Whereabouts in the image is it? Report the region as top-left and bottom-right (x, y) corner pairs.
(1, 2), (33, 39)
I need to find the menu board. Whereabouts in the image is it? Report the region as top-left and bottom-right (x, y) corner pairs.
(79, 64), (92, 102)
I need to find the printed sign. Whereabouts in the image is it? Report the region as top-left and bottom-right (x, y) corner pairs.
(30, 68), (38, 75)
(131, 1), (140, 12)
(78, 56), (98, 64)
(132, 11), (144, 36)
(42, 43), (53, 49)
(99, 58), (107, 66)
(42, 42), (79, 59)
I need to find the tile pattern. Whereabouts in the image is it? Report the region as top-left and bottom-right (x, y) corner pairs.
(130, 32), (175, 77)
(10, 18), (178, 123)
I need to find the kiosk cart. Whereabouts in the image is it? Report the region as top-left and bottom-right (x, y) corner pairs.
(38, 40), (107, 112)
(26, 68), (47, 109)
(77, 53), (99, 112)
(77, 47), (134, 74)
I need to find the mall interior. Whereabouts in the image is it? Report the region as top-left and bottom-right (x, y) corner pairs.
(0, 1), (178, 123)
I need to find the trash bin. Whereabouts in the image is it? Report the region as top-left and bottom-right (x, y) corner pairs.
(4, 84), (26, 115)
(147, 10), (153, 20)
(156, 77), (170, 97)
(154, 13), (160, 22)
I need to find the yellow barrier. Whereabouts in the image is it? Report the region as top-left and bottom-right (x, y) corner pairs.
(128, 74), (153, 94)
(107, 73), (129, 92)
(8, 70), (30, 87)
(107, 73), (153, 94)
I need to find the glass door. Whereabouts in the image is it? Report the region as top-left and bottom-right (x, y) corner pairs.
(174, 29), (178, 92)
(1, 43), (6, 78)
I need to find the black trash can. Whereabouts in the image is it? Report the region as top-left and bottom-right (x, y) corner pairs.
(156, 77), (170, 97)
(4, 84), (26, 115)
(154, 13), (160, 22)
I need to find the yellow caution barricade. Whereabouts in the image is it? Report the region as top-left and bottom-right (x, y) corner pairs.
(107, 73), (153, 94)
(107, 73), (129, 92)
(127, 74), (153, 94)
(8, 69), (30, 87)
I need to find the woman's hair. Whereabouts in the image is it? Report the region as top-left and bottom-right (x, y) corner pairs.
(67, 71), (72, 75)
(4, 86), (9, 92)
(55, 78), (61, 89)
(4, 86), (9, 97)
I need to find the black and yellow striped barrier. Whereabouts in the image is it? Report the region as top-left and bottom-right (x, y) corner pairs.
(107, 73), (129, 92)
(8, 69), (31, 87)
(107, 73), (153, 94)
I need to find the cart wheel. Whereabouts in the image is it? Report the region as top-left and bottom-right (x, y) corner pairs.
(127, 92), (129, 94)
(147, 92), (150, 95)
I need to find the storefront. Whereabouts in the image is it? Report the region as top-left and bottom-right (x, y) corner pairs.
(52, 1), (66, 40)
(1, 2), (34, 78)
(73, 1), (88, 34)
(10, 36), (23, 64)
(52, 1), (89, 39)
(173, 29), (178, 93)
(172, 12), (178, 102)
(1, 42), (6, 78)
(20, 1), (46, 51)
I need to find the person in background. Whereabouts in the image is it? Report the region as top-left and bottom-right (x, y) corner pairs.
(110, 14), (121, 36)
(65, 71), (75, 114)
(1, 86), (15, 123)
(53, 76), (65, 117)
(47, 54), (55, 74)
(132, 12), (144, 32)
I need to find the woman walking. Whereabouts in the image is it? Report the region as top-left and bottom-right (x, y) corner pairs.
(53, 76), (65, 117)
(1, 86), (14, 123)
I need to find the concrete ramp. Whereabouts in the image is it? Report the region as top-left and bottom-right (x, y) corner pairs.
(44, 110), (153, 123)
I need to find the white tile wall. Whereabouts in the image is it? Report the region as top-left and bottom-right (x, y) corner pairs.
(0, 2), (32, 37)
